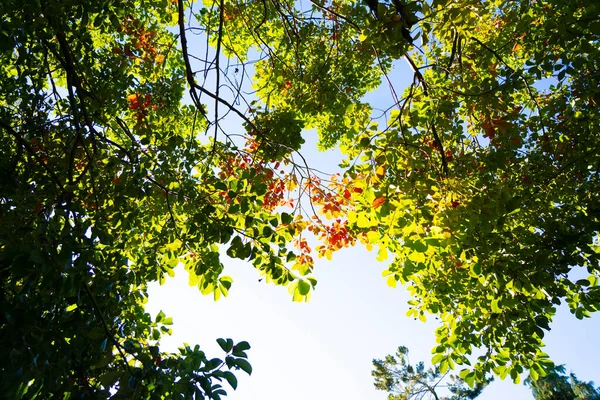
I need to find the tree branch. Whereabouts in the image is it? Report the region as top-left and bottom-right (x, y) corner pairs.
(178, 0), (207, 116)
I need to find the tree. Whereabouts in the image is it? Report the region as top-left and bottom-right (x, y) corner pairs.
(525, 365), (600, 400)
(1, 0), (599, 397)
(0, 0), (266, 397)
(372, 346), (492, 400)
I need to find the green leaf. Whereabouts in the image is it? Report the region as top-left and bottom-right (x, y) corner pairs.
(405, 240), (427, 252)
(223, 371), (238, 390)
(510, 367), (520, 383)
(535, 315), (550, 330)
(529, 368), (538, 381)
(493, 364), (507, 379)
(235, 341), (251, 352)
(469, 263), (482, 276)
(432, 354), (445, 365)
(458, 368), (470, 379)
(234, 358), (252, 375)
(156, 311), (165, 323)
(491, 299), (501, 314)
(281, 212), (293, 225)
(465, 372), (475, 388)
(297, 280), (310, 296)
(217, 338), (234, 353)
(220, 276), (233, 290)
(214, 182), (228, 191)
(226, 236), (244, 259)
(439, 359), (449, 374)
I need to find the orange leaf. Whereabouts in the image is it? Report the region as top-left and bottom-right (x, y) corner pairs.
(482, 119), (495, 139)
(494, 119), (511, 134)
(372, 196), (386, 209)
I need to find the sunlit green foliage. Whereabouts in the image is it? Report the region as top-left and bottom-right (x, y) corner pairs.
(1, 0), (599, 396)
(336, 0), (600, 384)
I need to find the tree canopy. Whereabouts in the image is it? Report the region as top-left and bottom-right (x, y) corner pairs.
(373, 349), (600, 400)
(525, 365), (600, 400)
(1, 0), (599, 397)
(372, 345), (492, 400)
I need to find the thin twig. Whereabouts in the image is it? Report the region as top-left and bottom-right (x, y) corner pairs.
(212, 0), (226, 154)
(307, 0), (360, 30)
(404, 55), (449, 176)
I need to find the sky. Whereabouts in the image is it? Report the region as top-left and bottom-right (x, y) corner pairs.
(146, 13), (600, 399)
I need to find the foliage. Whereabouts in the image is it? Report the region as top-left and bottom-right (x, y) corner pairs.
(0, 0), (260, 397)
(2, 0), (600, 395)
(210, 0), (600, 384)
(525, 365), (600, 400)
(372, 346), (492, 400)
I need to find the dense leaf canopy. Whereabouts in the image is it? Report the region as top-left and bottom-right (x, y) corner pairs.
(1, 0), (599, 397)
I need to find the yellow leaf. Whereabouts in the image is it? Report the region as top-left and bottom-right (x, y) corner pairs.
(408, 252), (426, 263)
(376, 246), (388, 262)
(188, 272), (199, 287)
(348, 211), (358, 224)
(357, 214), (374, 228)
(167, 240), (181, 251)
(386, 275), (397, 288)
(367, 230), (380, 243)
